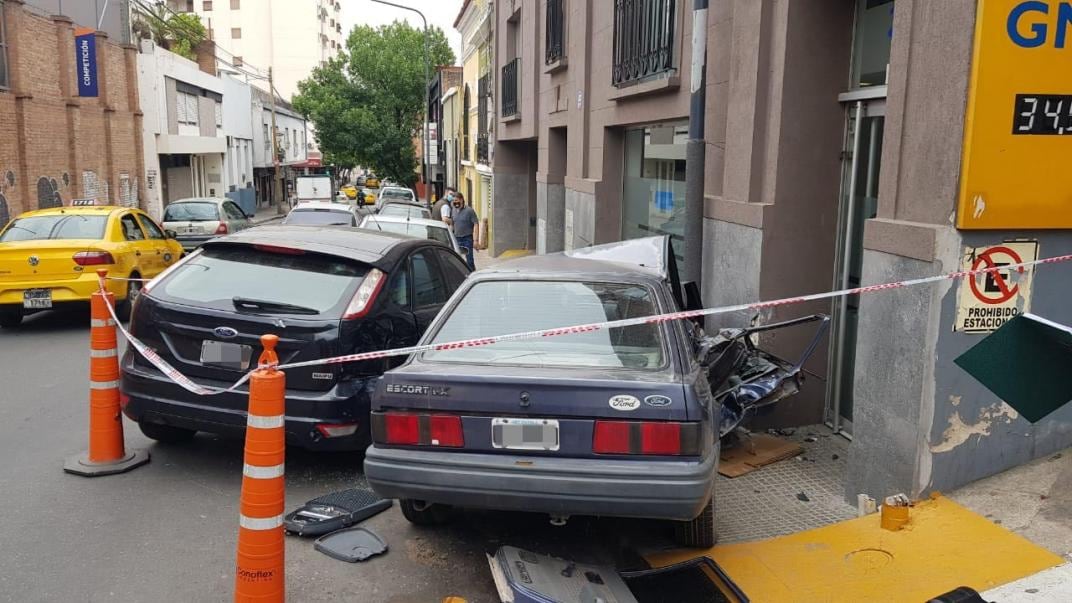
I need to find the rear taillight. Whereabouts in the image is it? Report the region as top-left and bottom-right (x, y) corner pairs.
(215, 222), (229, 235)
(384, 413), (420, 445)
(593, 420), (695, 456)
(343, 268), (386, 319)
(377, 412), (465, 448)
(315, 422), (359, 438)
(73, 250), (115, 266)
(430, 415), (464, 447)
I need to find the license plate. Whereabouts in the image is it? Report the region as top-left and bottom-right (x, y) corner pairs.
(200, 340), (252, 370)
(491, 418), (560, 451)
(23, 289), (52, 309)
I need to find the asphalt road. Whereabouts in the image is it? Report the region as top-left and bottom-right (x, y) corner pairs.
(0, 307), (677, 603)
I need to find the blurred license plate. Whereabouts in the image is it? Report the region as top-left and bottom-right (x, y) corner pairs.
(491, 418), (559, 451)
(200, 340), (252, 369)
(23, 289), (52, 309)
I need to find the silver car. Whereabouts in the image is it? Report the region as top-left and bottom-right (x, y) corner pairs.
(359, 215), (461, 253)
(162, 198), (252, 251)
(283, 201), (362, 227)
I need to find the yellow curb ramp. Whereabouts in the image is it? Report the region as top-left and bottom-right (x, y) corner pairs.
(646, 493), (1064, 603)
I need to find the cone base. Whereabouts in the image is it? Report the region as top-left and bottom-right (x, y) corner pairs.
(64, 448), (150, 477)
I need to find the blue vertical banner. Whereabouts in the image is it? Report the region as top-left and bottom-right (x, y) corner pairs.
(74, 27), (99, 98)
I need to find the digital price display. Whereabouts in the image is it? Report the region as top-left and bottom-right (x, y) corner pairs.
(957, 0), (1072, 230)
(1012, 94), (1072, 135)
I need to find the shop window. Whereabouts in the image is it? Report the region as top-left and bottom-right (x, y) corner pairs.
(851, 0), (895, 88)
(621, 123), (688, 268)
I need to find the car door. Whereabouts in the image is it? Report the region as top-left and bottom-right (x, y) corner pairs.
(435, 248), (471, 292)
(134, 212), (177, 275)
(409, 247), (450, 335)
(223, 201), (250, 232)
(118, 212), (156, 275)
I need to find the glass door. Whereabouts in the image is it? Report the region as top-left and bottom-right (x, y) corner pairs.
(826, 99), (885, 435)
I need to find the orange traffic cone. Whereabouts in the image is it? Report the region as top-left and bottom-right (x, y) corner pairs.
(235, 334), (286, 602)
(64, 270), (150, 476)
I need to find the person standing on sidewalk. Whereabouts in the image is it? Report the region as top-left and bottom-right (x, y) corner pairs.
(434, 187), (456, 224)
(451, 193), (478, 270)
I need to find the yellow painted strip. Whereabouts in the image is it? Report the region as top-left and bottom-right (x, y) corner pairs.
(497, 249), (533, 259)
(646, 494), (1064, 603)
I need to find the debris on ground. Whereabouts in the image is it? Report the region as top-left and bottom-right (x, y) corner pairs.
(719, 433), (803, 478)
(796, 492), (811, 502)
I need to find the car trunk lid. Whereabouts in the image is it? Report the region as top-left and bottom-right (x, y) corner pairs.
(0, 239), (101, 282)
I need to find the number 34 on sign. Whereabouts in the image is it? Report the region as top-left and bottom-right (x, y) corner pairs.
(954, 241), (1039, 333)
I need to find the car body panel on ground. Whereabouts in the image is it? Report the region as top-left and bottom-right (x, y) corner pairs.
(162, 197), (252, 251)
(0, 206), (183, 325)
(359, 215), (461, 253)
(120, 225), (469, 451)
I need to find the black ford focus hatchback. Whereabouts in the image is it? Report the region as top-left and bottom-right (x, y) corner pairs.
(120, 225), (470, 451)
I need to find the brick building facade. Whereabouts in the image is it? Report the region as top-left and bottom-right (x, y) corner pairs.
(0, 0), (143, 225)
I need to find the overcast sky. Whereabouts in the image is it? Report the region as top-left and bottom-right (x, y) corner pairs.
(340, 0), (465, 64)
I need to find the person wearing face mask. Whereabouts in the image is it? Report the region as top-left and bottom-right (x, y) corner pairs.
(450, 193), (478, 270)
(434, 187), (456, 224)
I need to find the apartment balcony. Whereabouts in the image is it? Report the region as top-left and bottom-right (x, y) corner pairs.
(545, 0), (565, 66)
(476, 135), (489, 164)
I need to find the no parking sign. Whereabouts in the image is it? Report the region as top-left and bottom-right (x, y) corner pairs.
(955, 241), (1039, 333)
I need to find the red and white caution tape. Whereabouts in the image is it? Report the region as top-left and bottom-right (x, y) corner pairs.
(100, 252), (1072, 395)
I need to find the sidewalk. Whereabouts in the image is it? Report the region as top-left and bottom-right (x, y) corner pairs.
(250, 204), (286, 225)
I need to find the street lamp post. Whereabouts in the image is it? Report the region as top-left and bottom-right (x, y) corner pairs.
(369, 0), (431, 204)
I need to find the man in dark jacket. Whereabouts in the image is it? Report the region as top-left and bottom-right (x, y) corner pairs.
(451, 193), (478, 270)
(433, 187), (455, 223)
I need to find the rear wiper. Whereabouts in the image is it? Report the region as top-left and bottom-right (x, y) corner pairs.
(232, 297), (319, 315)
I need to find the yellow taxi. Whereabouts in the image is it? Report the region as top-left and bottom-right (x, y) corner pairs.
(360, 189), (377, 205)
(0, 205), (184, 327)
(339, 184), (359, 200)
(365, 176), (380, 189)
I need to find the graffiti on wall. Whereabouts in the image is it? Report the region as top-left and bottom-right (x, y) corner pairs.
(0, 193), (9, 227)
(118, 172), (138, 207)
(82, 170), (109, 203)
(36, 177), (63, 210)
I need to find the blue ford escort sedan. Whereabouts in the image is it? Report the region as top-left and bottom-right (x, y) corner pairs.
(365, 237), (816, 547)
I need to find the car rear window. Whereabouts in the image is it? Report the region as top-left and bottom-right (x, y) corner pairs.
(285, 209), (356, 226)
(424, 280), (667, 370)
(157, 246), (368, 315)
(379, 205), (429, 220)
(0, 215), (108, 242)
(366, 220), (451, 246)
(163, 202), (219, 222)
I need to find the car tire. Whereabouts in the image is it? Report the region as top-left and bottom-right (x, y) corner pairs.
(115, 274), (142, 322)
(673, 495), (717, 548)
(399, 499), (453, 526)
(138, 421), (197, 443)
(0, 308), (23, 328)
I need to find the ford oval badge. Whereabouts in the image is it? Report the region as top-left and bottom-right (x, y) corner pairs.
(644, 395), (672, 408)
(608, 394), (641, 412)
(213, 326), (238, 339)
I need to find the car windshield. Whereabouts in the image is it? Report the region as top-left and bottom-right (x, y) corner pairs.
(285, 209), (355, 226)
(163, 202), (219, 222)
(424, 280), (666, 369)
(0, 215), (108, 242)
(158, 246), (368, 315)
(379, 205), (428, 219)
(365, 220), (451, 246)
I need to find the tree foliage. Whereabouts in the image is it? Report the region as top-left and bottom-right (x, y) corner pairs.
(293, 21), (455, 184)
(131, 2), (207, 61)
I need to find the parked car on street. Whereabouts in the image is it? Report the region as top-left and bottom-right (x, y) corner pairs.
(365, 176), (381, 189)
(359, 215), (461, 254)
(0, 205), (183, 327)
(356, 175), (367, 187)
(364, 237), (824, 547)
(162, 198), (253, 252)
(120, 226), (471, 450)
(375, 186), (417, 210)
(283, 202), (362, 227)
(377, 202), (431, 221)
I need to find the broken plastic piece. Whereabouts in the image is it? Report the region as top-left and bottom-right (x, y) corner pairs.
(314, 527), (387, 562)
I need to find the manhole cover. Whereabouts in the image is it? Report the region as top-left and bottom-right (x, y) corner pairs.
(844, 548), (894, 572)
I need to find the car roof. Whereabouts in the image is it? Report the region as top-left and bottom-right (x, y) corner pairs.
(14, 206), (131, 218)
(363, 215), (447, 229)
(473, 237), (677, 283)
(203, 224), (443, 270)
(290, 201), (355, 211)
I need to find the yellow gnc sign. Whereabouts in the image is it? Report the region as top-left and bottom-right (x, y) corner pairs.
(958, 0), (1072, 229)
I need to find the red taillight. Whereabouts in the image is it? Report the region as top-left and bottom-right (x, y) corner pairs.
(594, 420), (686, 456)
(640, 422), (682, 455)
(73, 250), (115, 266)
(315, 422), (359, 438)
(384, 413), (420, 445)
(215, 222), (229, 235)
(429, 415), (464, 447)
(343, 268), (386, 319)
(593, 421), (631, 454)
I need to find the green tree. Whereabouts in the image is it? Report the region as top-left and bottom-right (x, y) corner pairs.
(131, 2), (207, 61)
(294, 21), (455, 185)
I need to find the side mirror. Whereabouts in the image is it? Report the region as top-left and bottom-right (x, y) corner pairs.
(164, 229), (178, 239)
